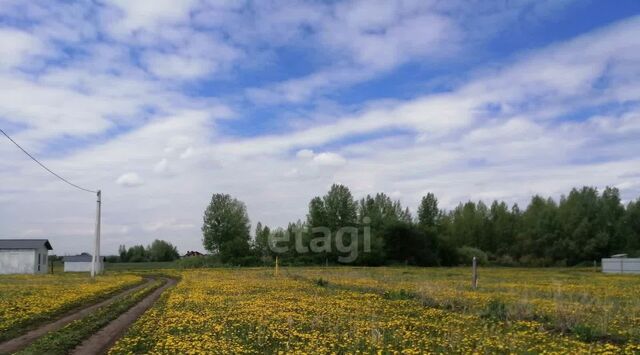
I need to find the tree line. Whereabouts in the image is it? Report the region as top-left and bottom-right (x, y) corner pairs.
(201, 185), (640, 266)
(116, 239), (180, 262)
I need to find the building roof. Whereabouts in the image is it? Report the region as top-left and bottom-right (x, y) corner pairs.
(63, 253), (105, 262)
(0, 239), (52, 250)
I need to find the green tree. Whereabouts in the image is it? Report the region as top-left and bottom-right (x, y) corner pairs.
(381, 221), (439, 266)
(447, 201), (489, 250)
(146, 239), (180, 262)
(126, 245), (147, 262)
(322, 184), (358, 230)
(517, 196), (559, 265)
(598, 187), (625, 253)
(118, 244), (127, 262)
(356, 193), (412, 265)
(305, 184), (359, 264)
(620, 199), (640, 254)
(417, 193), (440, 229)
(254, 222), (272, 258)
(358, 193), (409, 230)
(307, 197), (327, 229)
(489, 200), (516, 256)
(202, 193), (251, 262)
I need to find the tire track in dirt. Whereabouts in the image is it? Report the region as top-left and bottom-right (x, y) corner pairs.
(0, 278), (153, 354)
(71, 277), (177, 355)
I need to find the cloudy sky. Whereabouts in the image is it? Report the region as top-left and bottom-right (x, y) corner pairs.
(1, 1), (639, 255)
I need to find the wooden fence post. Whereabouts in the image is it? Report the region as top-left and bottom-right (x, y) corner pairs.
(472, 256), (478, 290)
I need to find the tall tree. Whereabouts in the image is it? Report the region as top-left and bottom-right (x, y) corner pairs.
(322, 184), (358, 230)
(307, 184), (358, 263)
(254, 222), (272, 257)
(382, 221), (438, 266)
(620, 199), (640, 253)
(202, 193), (251, 262)
(489, 200), (516, 256)
(358, 193), (408, 230)
(417, 193), (439, 229)
(598, 187), (625, 253)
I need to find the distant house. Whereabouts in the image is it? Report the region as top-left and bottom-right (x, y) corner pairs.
(0, 239), (53, 275)
(63, 253), (105, 273)
(182, 251), (204, 258)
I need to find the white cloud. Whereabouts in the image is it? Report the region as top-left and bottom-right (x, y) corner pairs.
(0, 28), (45, 69)
(142, 53), (215, 79)
(105, 0), (197, 35)
(179, 147), (194, 159)
(296, 149), (314, 159)
(153, 158), (169, 174)
(312, 152), (347, 167)
(116, 172), (144, 187)
(142, 219), (195, 232)
(1, 3), (639, 258)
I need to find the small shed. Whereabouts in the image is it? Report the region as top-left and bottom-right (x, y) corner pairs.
(63, 253), (105, 273)
(602, 254), (640, 274)
(0, 239), (53, 274)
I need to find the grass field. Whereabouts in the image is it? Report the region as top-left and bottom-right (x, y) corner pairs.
(108, 267), (640, 354)
(2, 267), (638, 353)
(0, 273), (141, 342)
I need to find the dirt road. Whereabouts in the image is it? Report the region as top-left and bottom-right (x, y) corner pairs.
(0, 279), (153, 354)
(71, 277), (177, 355)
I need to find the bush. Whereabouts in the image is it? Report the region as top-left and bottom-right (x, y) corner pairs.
(456, 246), (488, 266)
(383, 289), (414, 300)
(518, 255), (554, 267)
(481, 299), (507, 321)
(571, 324), (598, 342)
(494, 254), (517, 266)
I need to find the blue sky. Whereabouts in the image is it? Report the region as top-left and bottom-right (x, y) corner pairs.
(1, 1), (640, 254)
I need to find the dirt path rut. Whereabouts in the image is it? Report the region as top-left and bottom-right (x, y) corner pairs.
(71, 277), (176, 355)
(0, 279), (153, 354)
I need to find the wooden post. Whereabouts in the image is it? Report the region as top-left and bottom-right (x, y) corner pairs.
(472, 256), (478, 290)
(275, 256), (279, 277)
(593, 260), (597, 272)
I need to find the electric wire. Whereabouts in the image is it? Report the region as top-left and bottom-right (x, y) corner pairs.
(0, 128), (97, 194)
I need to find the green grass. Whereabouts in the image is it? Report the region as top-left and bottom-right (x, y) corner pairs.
(16, 279), (166, 355)
(104, 262), (177, 271)
(0, 275), (144, 343)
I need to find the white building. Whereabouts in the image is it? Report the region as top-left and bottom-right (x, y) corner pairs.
(602, 254), (640, 274)
(63, 253), (104, 272)
(0, 239), (52, 275)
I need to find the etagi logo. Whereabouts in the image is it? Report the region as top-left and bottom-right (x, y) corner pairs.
(267, 217), (371, 263)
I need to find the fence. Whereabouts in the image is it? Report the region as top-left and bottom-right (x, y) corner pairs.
(602, 258), (640, 274)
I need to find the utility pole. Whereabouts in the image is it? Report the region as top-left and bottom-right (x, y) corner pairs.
(91, 190), (102, 278)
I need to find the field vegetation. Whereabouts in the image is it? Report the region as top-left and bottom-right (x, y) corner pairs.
(16, 278), (165, 355)
(0, 273), (141, 342)
(109, 268), (640, 354)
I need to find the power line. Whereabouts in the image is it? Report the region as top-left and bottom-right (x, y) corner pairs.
(0, 128), (97, 194)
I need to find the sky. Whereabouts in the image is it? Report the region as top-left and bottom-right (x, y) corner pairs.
(1, 0), (640, 255)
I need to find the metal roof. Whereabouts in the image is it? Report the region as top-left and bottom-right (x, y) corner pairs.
(0, 239), (52, 250)
(63, 253), (105, 262)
